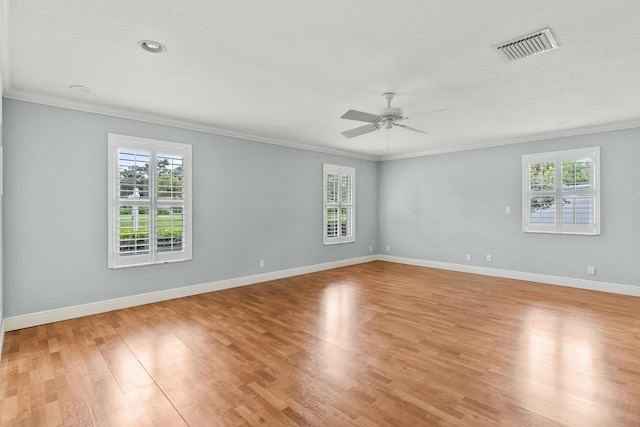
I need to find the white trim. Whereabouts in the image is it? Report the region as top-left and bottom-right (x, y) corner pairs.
(323, 164), (356, 245)
(3, 255), (377, 331)
(522, 147), (600, 235)
(378, 120), (640, 161)
(3, 94), (378, 162)
(6, 94), (640, 163)
(0, 319), (4, 360)
(379, 255), (640, 297)
(4, 254), (639, 332)
(108, 134), (192, 268)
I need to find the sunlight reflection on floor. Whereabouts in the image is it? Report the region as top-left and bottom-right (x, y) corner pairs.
(515, 307), (600, 422)
(317, 283), (361, 379)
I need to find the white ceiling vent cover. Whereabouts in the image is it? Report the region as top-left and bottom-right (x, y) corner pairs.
(495, 28), (558, 62)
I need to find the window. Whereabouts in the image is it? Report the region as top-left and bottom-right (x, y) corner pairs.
(108, 134), (192, 268)
(323, 164), (355, 244)
(522, 147), (600, 235)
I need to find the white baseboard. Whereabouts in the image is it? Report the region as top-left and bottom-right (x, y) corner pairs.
(3, 255), (377, 332)
(379, 255), (640, 297)
(0, 319), (4, 358)
(4, 254), (639, 333)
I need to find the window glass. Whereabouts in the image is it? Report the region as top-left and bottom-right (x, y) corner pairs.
(323, 164), (355, 244)
(522, 147), (600, 235)
(108, 134), (192, 268)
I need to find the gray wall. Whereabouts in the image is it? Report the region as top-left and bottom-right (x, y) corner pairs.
(378, 129), (640, 287)
(2, 99), (378, 317)
(3, 97), (639, 320)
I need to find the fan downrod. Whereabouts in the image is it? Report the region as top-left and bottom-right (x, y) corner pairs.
(381, 92), (396, 107)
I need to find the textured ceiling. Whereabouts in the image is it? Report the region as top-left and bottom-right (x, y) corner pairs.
(2, 1), (640, 160)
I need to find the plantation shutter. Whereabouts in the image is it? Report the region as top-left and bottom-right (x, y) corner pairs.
(522, 147), (600, 235)
(325, 169), (339, 239)
(117, 147), (151, 258)
(323, 164), (355, 244)
(340, 173), (353, 238)
(108, 134), (192, 268)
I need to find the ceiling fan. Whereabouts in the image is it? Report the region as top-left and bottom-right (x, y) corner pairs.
(340, 92), (428, 139)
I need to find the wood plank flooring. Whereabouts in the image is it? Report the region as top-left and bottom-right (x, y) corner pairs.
(1, 261), (640, 426)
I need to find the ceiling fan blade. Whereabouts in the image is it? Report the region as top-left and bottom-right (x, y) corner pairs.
(341, 124), (379, 138)
(341, 110), (380, 123)
(411, 107), (449, 117)
(395, 123), (429, 134)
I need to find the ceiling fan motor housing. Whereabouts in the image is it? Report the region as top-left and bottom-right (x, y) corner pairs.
(379, 106), (404, 121)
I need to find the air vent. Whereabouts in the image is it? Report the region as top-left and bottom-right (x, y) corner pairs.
(494, 28), (558, 62)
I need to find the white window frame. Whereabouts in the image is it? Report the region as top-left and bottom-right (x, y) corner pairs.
(108, 134), (192, 268)
(522, 146), (600, 235)
(323, 164), (355, 245)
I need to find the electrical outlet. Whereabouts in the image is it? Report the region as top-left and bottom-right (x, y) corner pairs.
(587, 265), (595, 275)
(466, 254), (472, 262)
(259, 260), (264, 268)
(505, 206), (511, 214)
(369, 246), (373, 252)
(486, 254), (492, 262)
(386, 246), (390, 252)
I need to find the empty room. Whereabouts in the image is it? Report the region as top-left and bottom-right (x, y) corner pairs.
(1, 1), (639, 426)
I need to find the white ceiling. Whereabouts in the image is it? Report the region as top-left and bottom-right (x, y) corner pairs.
(2, 1), (640, 160)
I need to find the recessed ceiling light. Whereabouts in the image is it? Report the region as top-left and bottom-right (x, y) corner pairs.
(138, 40), (166, 54)
(69, 85), (91, 93)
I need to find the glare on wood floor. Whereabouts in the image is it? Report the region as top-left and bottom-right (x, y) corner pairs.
(1, 261), (639, 426)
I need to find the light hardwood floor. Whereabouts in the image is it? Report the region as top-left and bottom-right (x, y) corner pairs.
(1, 261), (640, 426)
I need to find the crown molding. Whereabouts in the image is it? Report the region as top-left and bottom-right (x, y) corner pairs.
(3, 90), (379, 162)
(378, 119), (640, 161)
(5, 89), (640, 164)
